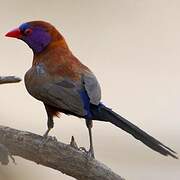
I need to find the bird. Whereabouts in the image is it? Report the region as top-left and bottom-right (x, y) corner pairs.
(5, 21), (178, 159)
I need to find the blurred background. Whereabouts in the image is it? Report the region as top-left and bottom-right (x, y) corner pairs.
(0, 0), (180, 179)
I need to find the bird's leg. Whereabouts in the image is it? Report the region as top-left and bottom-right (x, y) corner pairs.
(43, 104), (54, 137)
(86, 119), (95, 158)
(43, 116), (54, 137)
(39, 105), (55, 153)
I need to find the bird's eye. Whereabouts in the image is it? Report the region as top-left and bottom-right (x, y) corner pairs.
(24, 28), (32, 35)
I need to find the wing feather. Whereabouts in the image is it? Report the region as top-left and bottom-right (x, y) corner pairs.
(39, 80), (86, 117)
(83, 72), (101, 105)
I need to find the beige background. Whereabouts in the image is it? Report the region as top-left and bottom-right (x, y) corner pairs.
(0, 0), (180, 180)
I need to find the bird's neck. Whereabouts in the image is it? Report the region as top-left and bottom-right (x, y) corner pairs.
(32, 38), (70, 65)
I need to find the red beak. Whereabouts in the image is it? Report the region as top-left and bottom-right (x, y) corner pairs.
(5, 28), (22, 38)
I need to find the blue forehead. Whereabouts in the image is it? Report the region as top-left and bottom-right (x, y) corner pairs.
(19, 23), (31, 31)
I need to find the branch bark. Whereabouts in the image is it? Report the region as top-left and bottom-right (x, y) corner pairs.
(0, 125), (124, 180)
(0, 76), (21, 84)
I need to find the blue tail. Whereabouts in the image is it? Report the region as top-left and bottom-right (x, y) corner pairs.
(90, 104), (178, 159)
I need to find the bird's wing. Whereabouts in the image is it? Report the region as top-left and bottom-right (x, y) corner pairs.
(39, 79), (86, 117)
(82, 71), (101, 105)
(36, 70), (101, 117)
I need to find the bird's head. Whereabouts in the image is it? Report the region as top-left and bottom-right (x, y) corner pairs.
(5, 21), (64, 54)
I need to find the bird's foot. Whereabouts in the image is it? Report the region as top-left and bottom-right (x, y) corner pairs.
(79, 146), (87, 152)
(40, 135), (57, 146)
(43, 128), (51, 138)
(87, 148), (95, 159)
(39, 131), (57, 153)
(79, 147), (95, 159)
(40, 128), (57, 145)
(37, 134), (57, 165)
(39, 136), (49, 150)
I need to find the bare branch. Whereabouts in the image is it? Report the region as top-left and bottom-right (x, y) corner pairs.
(0, 76), (21, 84)
(0, 125), (124, 180)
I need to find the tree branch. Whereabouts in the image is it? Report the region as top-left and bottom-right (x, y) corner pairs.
(0, 125), (124, 180)
(0, 76), (21, 84)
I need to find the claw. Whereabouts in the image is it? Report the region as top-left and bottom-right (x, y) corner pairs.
(87, 148), (95, 159)
(43, 128), (51, 137)
(79, 147), (87, 152)
(39, 135), (53, 152)
(78, 147), (95, 159)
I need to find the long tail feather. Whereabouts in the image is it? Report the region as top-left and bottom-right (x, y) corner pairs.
(92, 105), (178, 159)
